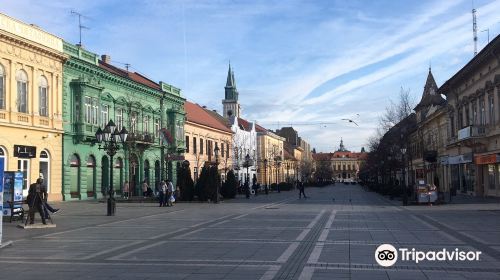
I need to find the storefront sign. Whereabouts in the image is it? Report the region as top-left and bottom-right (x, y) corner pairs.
(474, 154), (500, 165)
(447, 153), (473, 165)
(13, 145), (36, 158)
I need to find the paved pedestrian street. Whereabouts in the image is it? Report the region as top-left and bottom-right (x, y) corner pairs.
(1, 185), (500, 280)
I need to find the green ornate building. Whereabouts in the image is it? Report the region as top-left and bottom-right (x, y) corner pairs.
(62, 42), (185, 200)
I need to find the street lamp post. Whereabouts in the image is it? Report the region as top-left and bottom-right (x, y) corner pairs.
(263, 158), (268, 195)
(275, 158), (282, 193)
(401, 147), (408, 206)
(245, 154), (251, 198)
(95, 120), (128, 216)
(214, 145), (220, 203)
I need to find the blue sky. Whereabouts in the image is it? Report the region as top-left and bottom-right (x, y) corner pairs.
(3, 0), (500, 152)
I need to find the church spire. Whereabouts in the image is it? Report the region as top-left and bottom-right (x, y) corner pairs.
(222, 62), (241, 118)
(423, 67), (438, 97)
(226, 62), (235, 88)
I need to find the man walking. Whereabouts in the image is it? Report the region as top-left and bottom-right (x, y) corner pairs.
(298, 180), (307, 199)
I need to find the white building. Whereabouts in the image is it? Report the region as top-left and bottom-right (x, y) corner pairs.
(221, 63), (257, 185)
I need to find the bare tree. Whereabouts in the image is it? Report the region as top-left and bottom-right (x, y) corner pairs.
(379, 87), (416, 132)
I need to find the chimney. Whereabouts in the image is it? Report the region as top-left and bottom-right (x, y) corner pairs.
(101, 54), (111, 64)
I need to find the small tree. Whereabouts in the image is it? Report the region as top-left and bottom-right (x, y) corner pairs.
(221, 170), (237, 199)
(195, 164), (210, 201)
(177, 161), (195, 201)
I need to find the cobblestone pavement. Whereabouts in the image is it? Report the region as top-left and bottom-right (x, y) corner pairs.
(1, 185), (500, 279)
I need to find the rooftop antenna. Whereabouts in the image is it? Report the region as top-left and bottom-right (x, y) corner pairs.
(71, 10), (90, 47)
(472, 4), (478, 56)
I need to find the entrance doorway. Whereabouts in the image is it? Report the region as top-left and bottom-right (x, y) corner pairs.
(130, 153), (139, 196)
(39, 150), (50, 193)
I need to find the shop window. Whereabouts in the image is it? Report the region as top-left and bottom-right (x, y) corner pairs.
(488, 164), (495, 190)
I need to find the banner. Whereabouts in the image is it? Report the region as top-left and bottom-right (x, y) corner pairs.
(2, 172), (22, 216)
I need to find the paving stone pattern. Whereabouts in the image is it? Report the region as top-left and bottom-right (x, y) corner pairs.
(1, 185), (500, 279)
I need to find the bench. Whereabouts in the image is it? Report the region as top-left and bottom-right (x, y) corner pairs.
(7, 200), (26, 223)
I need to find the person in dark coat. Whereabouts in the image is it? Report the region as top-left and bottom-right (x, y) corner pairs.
(298, 180), (307, 199)
(27, 178), (47, 224)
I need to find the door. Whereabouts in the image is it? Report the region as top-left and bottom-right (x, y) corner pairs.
(18, 159), (30, 198)
(39, 150), (50, 193)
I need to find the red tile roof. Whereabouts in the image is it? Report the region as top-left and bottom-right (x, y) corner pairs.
(99, 61), (161, 91)
(237, 117), (253, 131)
(312, 153), (332, 161)
(185, 102), (232, 133)
(255, 123), (268, 133)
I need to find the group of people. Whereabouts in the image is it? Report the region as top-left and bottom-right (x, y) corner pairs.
(27, 177), (59, 225)
(121, 179), (175, 207)
(157, 180), (175, 207)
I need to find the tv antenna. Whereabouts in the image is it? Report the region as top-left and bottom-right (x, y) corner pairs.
(71, 10), (90, 47)
(472, 6), (478, 55)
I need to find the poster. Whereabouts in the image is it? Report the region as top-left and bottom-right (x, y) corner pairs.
(2, 171), (22, 216)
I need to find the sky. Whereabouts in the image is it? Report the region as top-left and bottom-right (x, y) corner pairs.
(3, 0), (500, 152)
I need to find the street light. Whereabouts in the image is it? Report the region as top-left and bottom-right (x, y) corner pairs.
(274, 156), (282, 193)
(263, 158), (268, 195)
(245, 154), (251, 198)
(214, 145), (220, 203)
(401, 147), (408, 206)
(95, 120), (128, 216)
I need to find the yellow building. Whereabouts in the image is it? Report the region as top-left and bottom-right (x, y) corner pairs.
(184, 102), (233, 181)
(256, 124), (285, 186)
(0, 14), (66, 200)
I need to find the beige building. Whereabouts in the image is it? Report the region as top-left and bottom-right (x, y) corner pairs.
(0, 13), (67, 200)
(256, 124), (285, 186)
(184, 102), (233, 181)
(442, 35), (500, 197)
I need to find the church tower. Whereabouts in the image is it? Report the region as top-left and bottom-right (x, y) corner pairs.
(222, 63), (241, 118)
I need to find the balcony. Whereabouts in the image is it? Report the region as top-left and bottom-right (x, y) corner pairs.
(449, 125), (488, 148)
(457, 125), (487, 141)
(127, 132), (155, 144)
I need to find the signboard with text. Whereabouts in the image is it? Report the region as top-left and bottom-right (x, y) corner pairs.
(2, 172), (23, 216)
(13, 145), (36, 158)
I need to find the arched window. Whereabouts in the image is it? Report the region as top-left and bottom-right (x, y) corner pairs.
(16, 70), (28, 113)
(39, 76), (48, 117)
(0, 64), (5, 110)
(86, 155), (96, 167)
(70, 154), (80, 167)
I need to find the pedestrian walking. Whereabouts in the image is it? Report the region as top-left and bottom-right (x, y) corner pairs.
(298, 180), (307, 199)
(159, 180), (167, 207)
(27, 177), (47, 225)
(123, 180), (129, 200)
(142, 179), (148, 197)
(167, 180), (174, 206)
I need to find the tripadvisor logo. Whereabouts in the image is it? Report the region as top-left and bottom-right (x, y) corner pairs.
(375, 244), (482, 267)
(375, 244), (398, 267)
